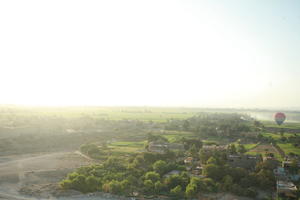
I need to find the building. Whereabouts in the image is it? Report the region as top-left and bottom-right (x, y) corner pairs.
(184, 157), (194, 164)
(227, 154), (260, 170)
(277, 180), (297, 198)
(282, 160), (300, 168)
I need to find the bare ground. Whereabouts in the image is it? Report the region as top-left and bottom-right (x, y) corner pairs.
(0, 151), (96, 200)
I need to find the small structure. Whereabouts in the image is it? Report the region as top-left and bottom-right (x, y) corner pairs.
(190, 165), (203, 176)
(184, 157), (194, 164)
(164, 170), (181, 178)
(282, 160), (300, 168)
(277, 180), (297, 198)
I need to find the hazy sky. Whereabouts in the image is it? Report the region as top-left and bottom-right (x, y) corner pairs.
(0, 0), (300, 108)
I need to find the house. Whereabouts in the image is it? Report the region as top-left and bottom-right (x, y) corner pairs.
(282, 160), (300, 168)
(277, 180), (297, 198)
(227, 154), (260, 170)
(184, 157), (194, 164)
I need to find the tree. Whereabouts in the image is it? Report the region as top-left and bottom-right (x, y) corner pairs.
(170, 185), (183, 199)
(199, 178), (217, 193)
(183, 120), (190, 131)
(189, 144), (198, 157)
(145, 171), (160, 182)
(199, 149), (209, 164)
(165, 174), (182, 190)
(221, 175), (233, 191)
(185, 183), (198, 199)
(227, 144), (237, 154)
(106, 180), (122, 195)
(120, 179), (131, 195)
(237, 144), (246, 154)
(245, 187), (257, 198)
(154, 181), (165, 193)
(85, 176), (100, 192)
(206, 157), (218, 165)
(203, 164), (223, 181)
(72, 174), (88, 192)
(256, 169), (275, 189)
(144, 180), (154, 194)
(103, 157), (125, 171)
(153, 160), (168, 175)
(60, 179), (72, 189)
(231, 184), (245, 196)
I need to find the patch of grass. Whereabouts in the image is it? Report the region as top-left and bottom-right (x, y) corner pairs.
(263, 121), (300, 130)
(277, 143), (300, 155)
(202, 140), (219, 145)
(245, 151), (260, 156)
(110, 141), (145, 147)
(244, 143), (259, 150)
(159, 131), (196, 143)
(262, 132), (296, 140)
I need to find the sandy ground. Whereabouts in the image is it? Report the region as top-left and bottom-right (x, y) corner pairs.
(0, 151), (100, 200)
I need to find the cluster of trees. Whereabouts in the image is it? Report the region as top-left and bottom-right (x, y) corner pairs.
(199, 151), (275, 198)
(60, 152), (188, 198)
(61, 147), (276, 199)
(165, 113), (254, 139)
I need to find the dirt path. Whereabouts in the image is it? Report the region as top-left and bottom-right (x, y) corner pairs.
(74, 151), (93, 161)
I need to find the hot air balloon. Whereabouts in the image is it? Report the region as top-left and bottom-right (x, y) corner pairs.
(274, 112), (286, 125)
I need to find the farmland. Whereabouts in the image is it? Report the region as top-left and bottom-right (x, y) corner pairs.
(1, 106), (300, 199)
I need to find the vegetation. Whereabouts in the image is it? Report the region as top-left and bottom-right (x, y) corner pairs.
(1, 106), (300, 199)
(59, 112), (286, 199)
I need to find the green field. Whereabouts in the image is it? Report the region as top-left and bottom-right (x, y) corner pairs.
(261, 132), (297, 139)
(106, 141), (146, 156)
(277, 143), (300, 155)
(161, 131), (196, 142)
(261, 132), (300, 156)
(4, 105), (300, 123)
(110, 141), (145, 147)
(262, 121), (300, 129)
(244, 143), (259, 150)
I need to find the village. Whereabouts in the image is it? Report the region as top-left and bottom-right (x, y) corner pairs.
(148, 139), (300, 199)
